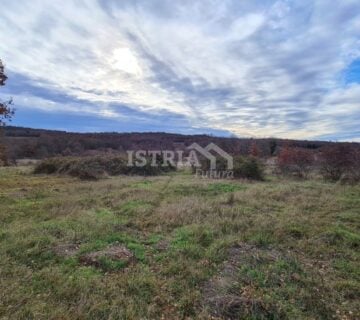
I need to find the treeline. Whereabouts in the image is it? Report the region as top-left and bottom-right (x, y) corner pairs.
(3, 126), (343, 160)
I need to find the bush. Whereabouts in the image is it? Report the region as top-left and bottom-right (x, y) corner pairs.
(34, 155), (176, 180)
(34, 157), (106, 180)
(0, 145), (7, 166)
(248, 141), (260, 157)
(319, 145), (360, 183)
(34, 157), (66, 174)
(233, 156), (264, 180)
(277, 147), (314, 178)
(196, 155), (264, 180)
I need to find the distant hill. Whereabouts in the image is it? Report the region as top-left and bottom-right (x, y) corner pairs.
(2, 126), (357, 160)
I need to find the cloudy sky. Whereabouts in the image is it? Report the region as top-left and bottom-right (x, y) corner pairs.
(0, 0), (359, 141)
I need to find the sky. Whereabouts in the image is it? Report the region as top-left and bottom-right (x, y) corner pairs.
(0, 0), (359, 141)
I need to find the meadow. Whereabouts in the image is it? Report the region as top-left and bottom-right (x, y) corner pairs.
(0, 167), (359, 319)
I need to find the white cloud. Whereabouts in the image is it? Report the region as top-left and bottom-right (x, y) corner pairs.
(0, 0), (359, 140)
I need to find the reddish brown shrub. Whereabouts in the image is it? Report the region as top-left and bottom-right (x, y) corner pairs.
(277, 146), (314, 178)
(249, 141), (260, 158)
(319, 145), (360, 182)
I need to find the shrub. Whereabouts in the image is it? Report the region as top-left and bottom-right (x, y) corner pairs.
(233, 156), (264, 180)
(34, 155), (176, 180)
(0, 143), (8, 166)
(196, 155), (264, 180)
(248, 141), (260, 157)
(319, 145), (360, 183)
(277, 146), (314, 178)
(34, 157), (65, 174)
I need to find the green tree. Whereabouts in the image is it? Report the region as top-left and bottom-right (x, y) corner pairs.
(0, 59), (14, 165)
(0, 59), (14, 125)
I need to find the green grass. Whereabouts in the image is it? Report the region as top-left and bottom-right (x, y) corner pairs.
(172, 181), (246, 196)
(0, 167), (359, 319)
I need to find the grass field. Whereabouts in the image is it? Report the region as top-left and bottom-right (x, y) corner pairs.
(0, 167), (359, 319)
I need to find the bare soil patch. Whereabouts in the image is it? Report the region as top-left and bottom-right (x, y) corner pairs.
(53, 243), (80, 258)
(202, 244), (286, 319)
(79, 244), (135, 268)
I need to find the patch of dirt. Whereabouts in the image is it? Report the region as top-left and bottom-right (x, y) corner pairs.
(226, 245), (282, 267)
(79, 244), (135, 267)
(155, 239), (170, 251)
(53, 243), (80, 258)
(202, 244), (284, 319)
(204, 295), (273, 319)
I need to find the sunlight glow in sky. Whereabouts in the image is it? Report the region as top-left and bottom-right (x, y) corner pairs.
(0, 0), (359, 141)
(110, 48), (142, 76)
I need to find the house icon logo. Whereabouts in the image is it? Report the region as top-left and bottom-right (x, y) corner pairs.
(187, 142), (233, 170)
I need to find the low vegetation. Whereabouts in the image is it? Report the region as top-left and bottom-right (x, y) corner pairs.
(319, 145), (360, 183)
(0, 166), (359, 319)
(34, 155), (265, 181)
(277, 144), (360, 183)
(277, 146), (314, 178)
(34, 155), (176, 180)
(233, 156), (264, 180)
